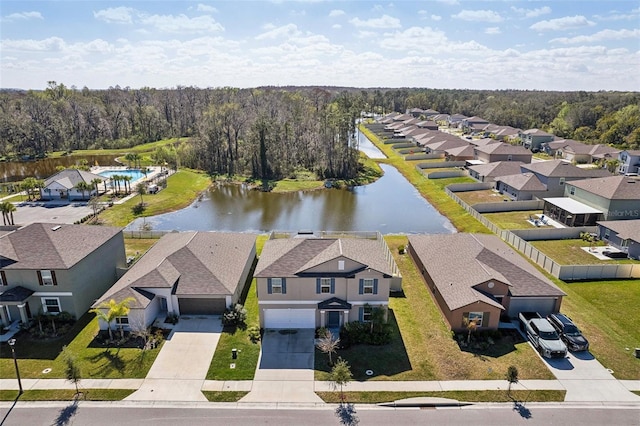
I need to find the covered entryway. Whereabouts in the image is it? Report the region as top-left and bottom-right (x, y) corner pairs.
(178, 297), (226, 315)
(263, 308), (315, 329)
(508, 297), (558, 317)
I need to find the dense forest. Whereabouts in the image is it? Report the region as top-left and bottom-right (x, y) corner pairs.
(1, 83), (638, 179)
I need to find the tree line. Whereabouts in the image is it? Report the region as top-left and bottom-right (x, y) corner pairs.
(1, 84), (638, 178)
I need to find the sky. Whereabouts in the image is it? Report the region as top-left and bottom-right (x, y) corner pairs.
(1, 1), (639, 91)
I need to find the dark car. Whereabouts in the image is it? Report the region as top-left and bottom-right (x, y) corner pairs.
(547, 313), (589, 352)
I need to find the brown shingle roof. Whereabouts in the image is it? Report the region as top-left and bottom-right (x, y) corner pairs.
(475, 143), (531, 155)
(468, 161), (524, 178)
(0, 223), (121, 270)
(521, 160), (611, 178)
(408, 233), (565, 311)
(570, 176), (640, 200)
(597, 219), (640, 242)
(496, 173), (547, 191)
(255, 238), (394, 278)
(94, 232), (256, 307)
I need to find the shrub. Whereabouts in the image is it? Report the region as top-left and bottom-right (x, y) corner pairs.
(340, 321), (391, 346)
(222, 303), (247, 327)
(247, 325), (261, 343)
(398, 245), (406, 254)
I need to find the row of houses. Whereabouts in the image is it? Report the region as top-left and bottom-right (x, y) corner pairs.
(4, 221), (610, 334)
(392, 110), (640, 171)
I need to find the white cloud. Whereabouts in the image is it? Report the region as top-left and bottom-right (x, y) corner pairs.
(511, 6), (551, 18)
(356, 30), (377, 39)
(349, 14), (401, 29)
(452, 10), (503, 23)
(93, 7), (135, 24)
(332, 24), (342, 29)
(550, 28), (640, 44)
(329, 9), (345, 17)
(139, 14), (224, 33)
(255, 24), (300, 40)
(1, 36), (65, 52)
(196, 4), (218, 13)
(3, 11), (43, 21)
(530, 15), (595, 32)
(436, 0), (459, 5)
(431, 15), (442, 21)
(485, 27), (501, 35)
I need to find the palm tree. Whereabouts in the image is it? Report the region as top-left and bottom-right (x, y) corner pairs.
(136, 182), (146, 205)
(122, 175), (133, 194)
(74, 181), (92, 201)
(90, 297), (135, 341)
(0, 201), (10, 225)
(91, 178), (103, 196)
(5, 202), (16, 225)
(111, 174), (121, 195)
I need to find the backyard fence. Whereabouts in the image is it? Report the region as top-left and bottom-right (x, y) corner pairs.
(473, 200), (544, 213)
(428, 170), (467, 179)
(444, 186), (640, 280)
(123, 230), (174, 239)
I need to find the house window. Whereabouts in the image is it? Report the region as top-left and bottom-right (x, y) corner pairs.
(507, 155), (513, 161)
(40, 270), (55, 286)
(0, 271), (5, 286)
(569, 186), (575, 195)
(604, 229), (610, 239)
(116, 316), (129, 326)
(362, 306), (372, 323)
(320, 278), (332, 294)
(363, 279), (374, 294)
(559, 177), (565, 186)
(468, 312), (484, 327)
(270, 278), (283, 294)
(42, 297), (61, 314)
(338, 260), (345, 271)
(622, 239), (629, 248)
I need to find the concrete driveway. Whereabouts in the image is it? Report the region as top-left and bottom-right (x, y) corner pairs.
(240, 329), (322, 403)
(541, 350), (640, 402)
(125, 316), (222, 402)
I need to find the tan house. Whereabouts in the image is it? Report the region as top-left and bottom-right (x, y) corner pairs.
(92, 232), (256, 332)
(408, 233), (565, 331)
(0, 223), (125, 327)
(474, 142), (533, 164)
(254, 235), (401, 329)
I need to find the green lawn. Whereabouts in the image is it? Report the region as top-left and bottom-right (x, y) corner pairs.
(48, 138), (184, 158)
(0, 313), (163, 379)
(455, 189), (511, 205)
(98, 168), (212, 227)
(482, 210), (543, 230)
(0, 389), (135, 401)
(315, 236), (553, 382)
(316, 390), (566, 404)
(124, 238), (159, 263)
(202, 391), (249, 402)
(530, 239), (639, 265)
(551, 279), (640, 379)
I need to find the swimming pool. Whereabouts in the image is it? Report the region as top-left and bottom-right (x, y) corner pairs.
(98, 169), (147, 181)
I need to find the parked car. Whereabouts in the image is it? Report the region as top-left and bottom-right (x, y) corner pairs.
(547, 313), (589, 352)
(519, 312), (567, 358)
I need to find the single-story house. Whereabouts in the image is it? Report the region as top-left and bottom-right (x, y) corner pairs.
(597, 219), (640, 260)
(495, 173), (548, 201)
(474, 142), (533, 164)
(41, 169), (107, 201)
(0, 223), (125, 327)
(408, 233), (565, 331)
(468, 161), (524, 186)
(254, 235), (401, 329)
(92, 232), (256, 331)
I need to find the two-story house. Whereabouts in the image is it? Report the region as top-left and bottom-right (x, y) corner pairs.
(618, 150), (640, 175)
(519, 129), (555, 152)
(0, 223), (125, 327)
(254, 235), (401, 329)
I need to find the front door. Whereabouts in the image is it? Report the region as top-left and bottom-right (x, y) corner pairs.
(327, 311), (340, 328)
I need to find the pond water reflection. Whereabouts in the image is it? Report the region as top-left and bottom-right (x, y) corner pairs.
(127, 164), (455, 234)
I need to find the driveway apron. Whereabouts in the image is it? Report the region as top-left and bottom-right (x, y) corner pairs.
(125, 316), (222, 402)
(240, 329), (322, 403)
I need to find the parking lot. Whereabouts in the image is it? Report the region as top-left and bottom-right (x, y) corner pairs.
(11, 202), (94, 225)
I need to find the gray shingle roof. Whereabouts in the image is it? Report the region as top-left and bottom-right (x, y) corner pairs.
(521, 160), (611, 178)
(475, 142), (531, 155)
(496, 173), (547, 191)
(570, 175), (640, 200)
(255, 238), (394, 278)
(94, 232), (256, 308)
(597, 219), (640, 242)
(468, 161), (524, 178)
(408, 233), (565, 311)
(44, 169), (106, 189)
(0, 223), (121, 270)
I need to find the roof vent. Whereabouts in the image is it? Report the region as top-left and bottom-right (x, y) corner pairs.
(51, 225), (62, 231)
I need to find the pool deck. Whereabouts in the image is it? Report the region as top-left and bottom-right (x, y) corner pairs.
(91, 166), (163, 185)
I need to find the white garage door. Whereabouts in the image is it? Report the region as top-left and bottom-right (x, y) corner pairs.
(264, 309), (316, 329)
(508, 298), (557, 318)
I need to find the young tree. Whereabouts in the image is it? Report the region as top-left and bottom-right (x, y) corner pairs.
(506, 365), (519, 399)
(136, 182), (146, 205)
(62, 346), (82, 398)
(316, 330), (340, 365)
(88, 196), (100, 217)
(330, 357), (353, 403)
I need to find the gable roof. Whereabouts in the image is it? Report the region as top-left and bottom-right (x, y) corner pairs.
(408, 233), (565, 311)
(445, 144), (475, 157)
(569, 176), (640, 200)
(255, 238), (394, 278)
(44, 169), (106, 189)
(521, 160), (611, 178)
(597, 219), (640, 242)
(521, 128), (553, 137)
(475, 142), (532, 155)
(468, 161), (524, 178)
(0, 223), (121, 270)
(94, 232), (256, 308)
(496, 173), (547, 191)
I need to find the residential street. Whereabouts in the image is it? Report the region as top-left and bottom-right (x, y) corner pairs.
(1, 402), (638, 426)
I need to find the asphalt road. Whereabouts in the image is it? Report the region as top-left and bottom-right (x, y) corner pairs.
(1, 403), (638, 426)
